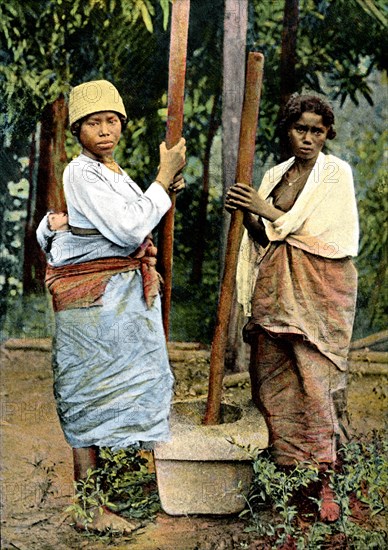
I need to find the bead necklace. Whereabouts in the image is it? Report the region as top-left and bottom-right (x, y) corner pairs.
(284, 168), (311, 186)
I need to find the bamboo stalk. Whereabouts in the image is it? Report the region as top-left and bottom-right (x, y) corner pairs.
(350, 330), (388, 350)
(348, 350), (388, 363)
(2, 338), (205, 354)
(203, 52), (265, 425)
(348, 362), (388, 375)
(157, 0), (190, 339)
(3, 338), (52, 351)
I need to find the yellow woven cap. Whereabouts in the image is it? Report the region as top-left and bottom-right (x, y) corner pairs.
(68, 80), (127, 126)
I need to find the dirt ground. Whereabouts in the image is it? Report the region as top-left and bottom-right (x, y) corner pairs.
(1, 341), (387, 550)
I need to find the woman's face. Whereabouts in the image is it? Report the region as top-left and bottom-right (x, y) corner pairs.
(79, 111), (122, 158)
(288, 112), (329, 161)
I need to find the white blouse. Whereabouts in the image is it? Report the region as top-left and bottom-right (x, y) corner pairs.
(37, 154), (171, 266)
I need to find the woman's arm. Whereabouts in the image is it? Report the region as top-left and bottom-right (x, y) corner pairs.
(225, 183), (283, 222)
(66, 171), (171, 249)
(64, 139), (186, 250)
(243, 213), (269, 247)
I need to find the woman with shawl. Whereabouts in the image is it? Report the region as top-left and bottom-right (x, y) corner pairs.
(226, 95), (359, 522)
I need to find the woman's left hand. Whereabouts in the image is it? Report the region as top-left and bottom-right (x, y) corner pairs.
(168, 172), (185, 194)
(225, 183), (267, 216)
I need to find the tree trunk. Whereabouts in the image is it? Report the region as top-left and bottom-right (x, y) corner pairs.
(23, 96), (67, 293)
(191, 94), (220, 285)
(221, 0), (249, 372)
(280, 0), (299, 159)
(280, 0), (299, 108)
(220, 0), (248, 269)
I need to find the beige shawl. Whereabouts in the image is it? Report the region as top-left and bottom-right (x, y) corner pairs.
(237, 152), (359, 316)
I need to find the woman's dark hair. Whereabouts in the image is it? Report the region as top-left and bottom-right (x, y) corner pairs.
(70, 112), (128, 139)
(278, 94), (336, 141)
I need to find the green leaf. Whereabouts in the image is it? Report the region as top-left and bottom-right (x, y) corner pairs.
(160, 0), (170, 30)
(139, 1), (153, 32)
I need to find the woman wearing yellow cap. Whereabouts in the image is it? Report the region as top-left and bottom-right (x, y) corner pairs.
(37, 80), (186, 533)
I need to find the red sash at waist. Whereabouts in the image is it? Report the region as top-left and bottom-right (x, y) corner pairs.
(45, 238), (160, 312)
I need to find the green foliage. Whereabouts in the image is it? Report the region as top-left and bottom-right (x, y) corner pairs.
(170, 258), (220, 343)
(297, 0), (387, 106)
(242, 457), (320, 544)
(357, 170), (388, 331)
(0, 152), (30, 334)
(1, 1), (89, 136)
(243, 432), (388, 549)
(251, 0), (387, 159)
(1, 293), (54, 341)
(67, 468), (117, 528)
(327, 77), (387, 336)
(354, 0), (387, 26)
(67, 447), (160, 529)
(170, 139), (223, 342)
(0, 0), (171, 141)
(333, 434), (388, 517)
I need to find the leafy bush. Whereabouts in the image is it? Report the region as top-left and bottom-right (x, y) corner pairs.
(67, 447), (160, 530)
(1, 293), (54, 341)
(243, 432), (388, 549)
(356, 170), (388, 334)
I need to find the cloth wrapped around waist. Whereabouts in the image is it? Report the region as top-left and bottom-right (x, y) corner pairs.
(45, 238), (160, 312)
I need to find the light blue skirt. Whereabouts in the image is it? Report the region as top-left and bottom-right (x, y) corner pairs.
(52, 270), (174, 450)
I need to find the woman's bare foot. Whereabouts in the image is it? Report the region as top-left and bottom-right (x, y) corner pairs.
(74, 505), (142, 535)
(319, 479), (340, 522)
